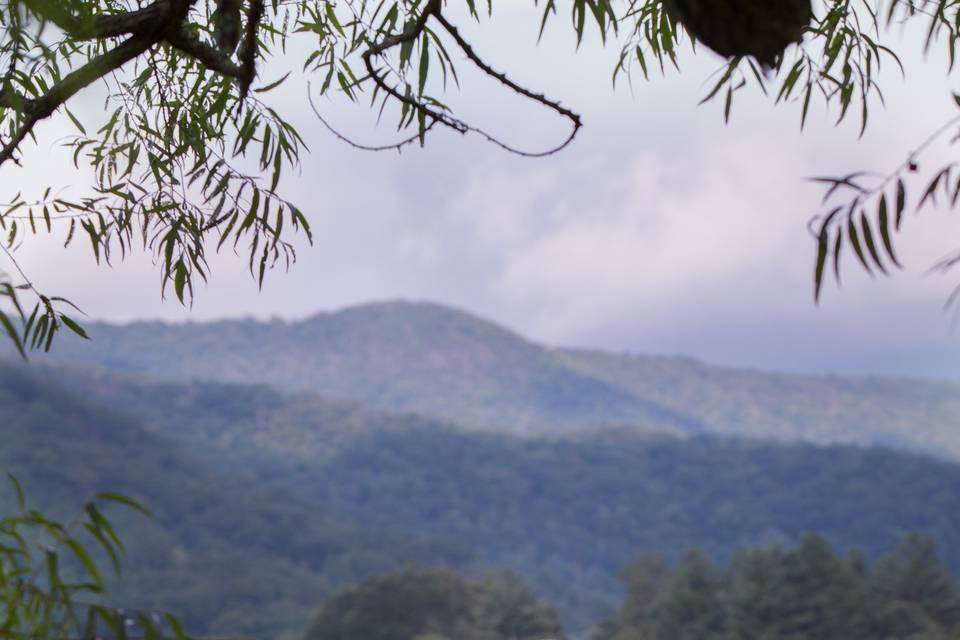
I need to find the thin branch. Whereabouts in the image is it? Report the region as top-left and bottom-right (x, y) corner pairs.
(308, 85), (439, 152)
(433, 12), (582, 157)
(356, 0), (582, 156)
(165, 29), (242, 77)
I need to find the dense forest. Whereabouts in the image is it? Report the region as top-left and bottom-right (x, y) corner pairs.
(5, 355), (960, 636)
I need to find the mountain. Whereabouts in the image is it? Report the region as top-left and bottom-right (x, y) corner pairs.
(0, 361), (474, 640)
(33, 301), (701, 434)
(13, 360), (960, 632)
(32, 300), (960, 458)
(557, 348), (960, 454)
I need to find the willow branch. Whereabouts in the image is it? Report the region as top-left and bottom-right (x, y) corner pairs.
(0, 34), (155, 166)
(239, 0), (266, 98)
(357, 0), (582, 156)
(21, 0), (177, 40)
(433, 12), (581, 156)
(166, 30), (242, 77)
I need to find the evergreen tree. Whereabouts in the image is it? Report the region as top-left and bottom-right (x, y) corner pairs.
(648, 549), (724, 640)
(870, 534), (960, 632)
(724, 537), (866, 640)
(613, 553), (671, 638)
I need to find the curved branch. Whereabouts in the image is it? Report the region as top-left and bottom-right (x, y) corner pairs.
(433, 12), (582, 156)
(357, 0), (582, 157)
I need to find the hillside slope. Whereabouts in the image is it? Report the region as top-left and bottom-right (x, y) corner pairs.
(0, 362), (473, 640)
(32, 300), (960, 457)
(36, 301), (696, 434)
(558, 349), (960, 455)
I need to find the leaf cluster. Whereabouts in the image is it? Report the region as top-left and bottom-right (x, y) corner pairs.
(1, 474), (187, 640)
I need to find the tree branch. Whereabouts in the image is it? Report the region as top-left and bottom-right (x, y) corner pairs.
(21, 0), (177, 40)
(0, 34), (155, 166)
(238, 0), (266, 98)
(357, 0), (582, 157)
(166, 29), (243, 78)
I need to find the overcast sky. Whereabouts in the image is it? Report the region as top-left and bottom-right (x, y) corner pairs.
(5, 3), (960, 380)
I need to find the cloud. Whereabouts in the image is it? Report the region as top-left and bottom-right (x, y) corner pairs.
(3, 9), (960, 380)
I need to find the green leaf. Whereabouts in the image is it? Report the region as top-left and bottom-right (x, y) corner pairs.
(860, 211), (887, 275)
(66, 538), (104, 592)
(418, 37), (430, 96)
(814, 227), (829, 303)
(255, 72), (292, 94)
(876, 195), (901, 268)
(847, 214), (872, 275)
(60, 314), (89, 340)
(173, 260), (187, 303)
(0, 311), (26, 360)
(894, 179), (906, 230)
(166, 613), (187, 640)
(7, 473), (26, 511)
(95, 492), (152, 517)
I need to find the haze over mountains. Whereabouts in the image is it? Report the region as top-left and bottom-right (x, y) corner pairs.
(6, 358), (960, 638)
(6, 300), (960, 638)
(38, 300), (960, 458)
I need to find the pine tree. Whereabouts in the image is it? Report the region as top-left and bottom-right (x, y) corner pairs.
(871, 534), (960, 632)
(649, 549), (725, 640)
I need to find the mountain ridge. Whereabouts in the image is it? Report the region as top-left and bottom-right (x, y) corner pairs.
(27, 299), (960, 457)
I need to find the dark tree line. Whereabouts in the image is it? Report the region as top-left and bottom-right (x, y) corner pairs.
(593, 534), (960, 640)
(304, 534), (960, 640)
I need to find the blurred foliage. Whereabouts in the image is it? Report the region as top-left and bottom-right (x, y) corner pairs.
(303, 568), (565, 640)
(0, 475), (189, 640)
(595, 533), (960, 640)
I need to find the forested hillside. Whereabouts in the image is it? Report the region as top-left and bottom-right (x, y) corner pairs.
(0, 362), (473, 640)
(30, 301), (960, 458)
(7, 358), (960, 633)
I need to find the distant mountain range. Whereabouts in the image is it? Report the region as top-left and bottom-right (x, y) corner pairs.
(33, 300), (960, 458)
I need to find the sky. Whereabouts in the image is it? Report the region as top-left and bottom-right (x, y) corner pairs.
(4, 2), (960, 380)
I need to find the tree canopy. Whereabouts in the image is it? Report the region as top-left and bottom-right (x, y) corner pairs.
(595, 534), (960, 640)
(0, 0), (959, 353)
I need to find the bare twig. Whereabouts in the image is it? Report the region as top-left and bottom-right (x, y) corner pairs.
(433, 12), (581, 157)
(308, 86), (439, 152)
(352, 0), (582, 156)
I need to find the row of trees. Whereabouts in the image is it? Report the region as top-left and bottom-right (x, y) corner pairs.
(595, 534), (960, 640)
(304, 534), (960, 640)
